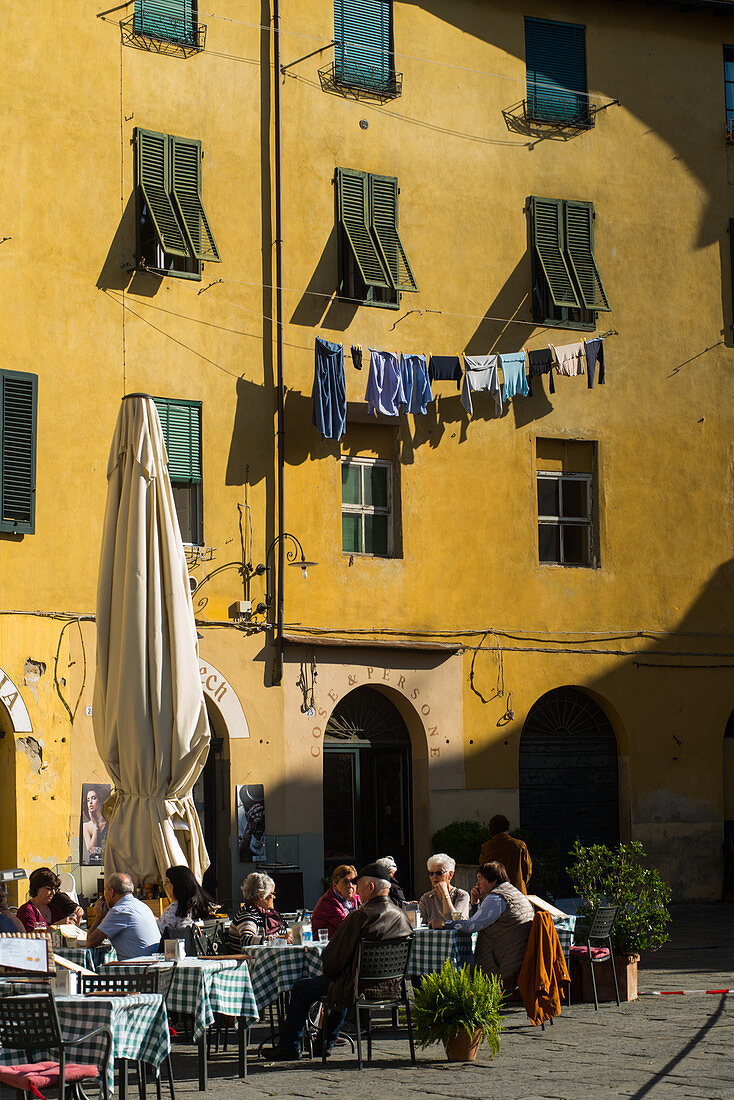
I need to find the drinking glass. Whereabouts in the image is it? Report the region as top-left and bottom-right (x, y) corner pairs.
(317, 928), (329, 945)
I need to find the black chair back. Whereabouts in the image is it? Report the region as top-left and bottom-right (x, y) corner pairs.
(588, 905), (619, 941)
(160, 926), (202, 956)
(0, 992), (62, 1052)
(81, 964), (176, 998)
(358, 937), (413, 984)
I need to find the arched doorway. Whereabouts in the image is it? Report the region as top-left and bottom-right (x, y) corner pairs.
(193, 699), (231, 903)
(323, 686), (414, 895)
(519, 687), (619, 890)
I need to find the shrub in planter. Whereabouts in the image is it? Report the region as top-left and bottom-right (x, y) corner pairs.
(431, 820), (490, 866)
(568, 840), (672, 956)
(412, 959), (504, 1062)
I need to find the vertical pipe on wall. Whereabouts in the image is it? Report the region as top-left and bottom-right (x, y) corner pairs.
(273, 0), (286, 685)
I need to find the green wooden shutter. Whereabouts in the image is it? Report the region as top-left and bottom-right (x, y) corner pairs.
(171, 138), (221, 263)
(564, 202), (611, 311)
(0, 370), (37, 534)
(153, 398), (202, 484)
(134, 0), (195, 46)
(369, 175), (418, 293)
(337, 168), (390, 288)
(136, 129), (190, 259)
(334, 0), (392, 89)
(531, 197), (580, 308)
(525, 17), (587, 123)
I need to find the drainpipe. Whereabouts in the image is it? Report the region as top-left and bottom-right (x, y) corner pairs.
(273, 0), (286, 686)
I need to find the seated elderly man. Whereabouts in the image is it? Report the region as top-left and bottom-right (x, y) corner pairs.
(85, 873), (161, 960)
(418, 853), (470, 928)
(271, 862), (412, 1060)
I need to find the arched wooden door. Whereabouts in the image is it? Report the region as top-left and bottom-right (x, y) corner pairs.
(323, 686), (414, 895)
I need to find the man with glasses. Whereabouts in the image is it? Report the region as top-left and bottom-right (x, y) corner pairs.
(418, 854), (470, 928)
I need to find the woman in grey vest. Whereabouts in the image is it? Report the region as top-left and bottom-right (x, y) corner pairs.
(443, 861), (534, 987)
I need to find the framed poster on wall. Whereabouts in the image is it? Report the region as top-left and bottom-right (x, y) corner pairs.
(237, 784), (265, 862)
(80, 783), (111, 865)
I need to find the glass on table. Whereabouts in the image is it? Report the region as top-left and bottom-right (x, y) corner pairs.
(317, 928), (329, 945)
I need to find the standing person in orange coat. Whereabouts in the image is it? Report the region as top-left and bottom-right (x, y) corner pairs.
(478, 815), (533, 894)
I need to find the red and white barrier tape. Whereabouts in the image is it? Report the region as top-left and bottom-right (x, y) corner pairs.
(643, 989), (734, 996)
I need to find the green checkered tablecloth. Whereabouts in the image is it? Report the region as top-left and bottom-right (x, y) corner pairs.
(244, 945), (324, 1013)
(100, 958), (258, 1040)
(56, 945), (117, 971)
(0, 993), (169, 1095)
(408, 930), (475, 975)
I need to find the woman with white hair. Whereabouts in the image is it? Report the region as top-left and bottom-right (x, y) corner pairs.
(375, 856), (406, 909)
(418, 854), (471, 928)
(227, 872), (289, 950)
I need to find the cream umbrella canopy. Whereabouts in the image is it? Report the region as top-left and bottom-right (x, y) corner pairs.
(93, 395), (210, 884)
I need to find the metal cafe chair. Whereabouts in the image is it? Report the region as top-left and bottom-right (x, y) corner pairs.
(0, 991), (112, 1100)
(574, 905), (620, 1010)
(319, 937), (415, 1069)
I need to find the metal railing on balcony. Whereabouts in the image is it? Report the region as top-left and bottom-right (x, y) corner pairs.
(122, 2), (206, 56)
(525, 85), (594, 129)
(319, 59), (402, 103)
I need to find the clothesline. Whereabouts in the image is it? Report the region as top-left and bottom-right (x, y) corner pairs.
(313, 332), (618, 441)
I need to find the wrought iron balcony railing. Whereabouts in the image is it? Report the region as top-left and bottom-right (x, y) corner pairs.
(121, 4), (206, 57)
(319, 60), (403, 103)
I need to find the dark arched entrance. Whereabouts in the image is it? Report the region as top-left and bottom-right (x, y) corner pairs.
(519, 687), (619, 891)
(323, 686), (414, 894)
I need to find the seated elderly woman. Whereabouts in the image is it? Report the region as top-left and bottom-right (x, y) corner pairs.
(312, 865), (360, 939)
(228, 872), (288, 950)
(442, 860), (534, 988)
(418, 853), (470, 928)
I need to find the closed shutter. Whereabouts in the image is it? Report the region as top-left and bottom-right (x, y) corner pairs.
(334, 0), (392, 88)
(134, 0), (195, 45)
(565, 202), (610, 311)
(0, 370), (37, 534)
(171, 138), (221, 262)
(369, 175), (418, 293)
(153, 398), (202, 484)
(525, 17), (587, 123)
(531, 197), (580, 308)
(337, 168), (390, 288)
(136, 129), (190, 259)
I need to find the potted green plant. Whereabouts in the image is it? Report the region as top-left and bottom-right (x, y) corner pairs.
(412, 959), (504, 1062)
(568, 840), (672, 1002)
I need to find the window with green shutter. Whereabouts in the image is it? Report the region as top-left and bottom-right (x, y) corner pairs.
(529, 195), (610, 330)
(336, 167), (417, 308)
(525, 17), (589, 126)
(334, 0), (395, 95)
(135, 128), (220, 280)
(133, 0), (197, 47)
(0, 370), (37, 535)
(153, 397), (203, 545)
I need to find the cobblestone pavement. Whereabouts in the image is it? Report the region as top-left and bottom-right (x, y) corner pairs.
(170, 904), (734, 1099)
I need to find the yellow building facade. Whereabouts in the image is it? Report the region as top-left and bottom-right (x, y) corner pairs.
(1, 0), (733, 906)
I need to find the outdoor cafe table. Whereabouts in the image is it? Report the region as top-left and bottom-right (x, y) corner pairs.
(55, 944), (118, 971)
(408, 915), (576, 974)
(244, 943), (324, 1015)
(100, 956), (258, 1088)
(0, 991), (169, 1099)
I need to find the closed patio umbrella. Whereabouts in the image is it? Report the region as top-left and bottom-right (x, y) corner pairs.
(93, 394), (210, 884)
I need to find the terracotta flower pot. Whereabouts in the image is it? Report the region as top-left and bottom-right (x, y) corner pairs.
(444, 1027), (483, 1062)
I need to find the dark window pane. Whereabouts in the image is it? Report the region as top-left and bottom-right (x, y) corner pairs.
(365, 465), (388, 508)
(365, 513), (389, 555)
(323, 753), (356, 861)
(562, 523), (589, 565)
(172, 482), (201, 545)
(341, 463), (361, 505)
(537, 477), (559, 517)
(561, 478), (588, 519)
(342, 513), (362, 553)
(539, 523), (560, 563)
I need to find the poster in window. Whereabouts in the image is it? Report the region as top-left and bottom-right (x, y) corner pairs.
(80, 783), (111, 865)
(237, 784), (266, 862)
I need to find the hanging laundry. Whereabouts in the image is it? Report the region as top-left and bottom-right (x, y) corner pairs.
(551, 342), (586, 377)
(527, 348), (556, 396)
(350, 344), (363, 371)
(584, 338), (605, 388)
(365, 350), (406, 417)
(312, 337), (347, 441)
(499, 351), (529, 400)
(461, 355), (503, 417)
(400, 354), (433, 416)
(428, 355), (462, 388)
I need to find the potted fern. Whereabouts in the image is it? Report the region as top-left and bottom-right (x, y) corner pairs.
(412, 959), (504, 1062)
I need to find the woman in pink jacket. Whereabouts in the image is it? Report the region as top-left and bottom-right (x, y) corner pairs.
(312, 865), (360, 939)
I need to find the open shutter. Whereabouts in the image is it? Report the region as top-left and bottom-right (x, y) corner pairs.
(565, 202), (611, 311)
(153, 398), (202, 484)
(171, 138), (221, 263)
(531, 197), (580, 308)
(525, 17), (587, 123)
(0, 370), (37, 534)
(337, 168), (390, 288)
(334, 0), (392, 89)
(136, 129), (190, 259)
(369, 175), (418, 293)
(134, 0), (195, 46)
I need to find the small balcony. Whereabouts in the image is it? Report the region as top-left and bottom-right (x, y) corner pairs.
(319, 60), (403, 104)
(727, 120), (734, 145)
(121, 5), (206, 58)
